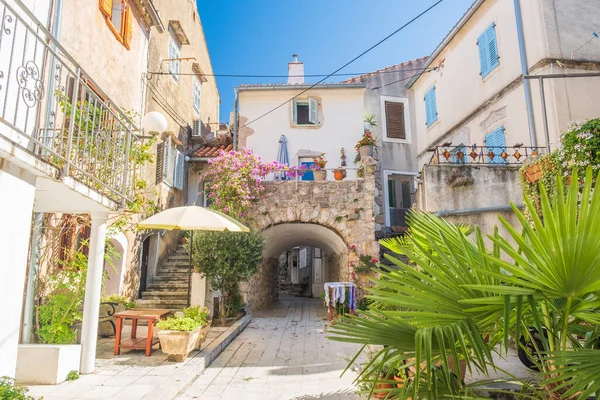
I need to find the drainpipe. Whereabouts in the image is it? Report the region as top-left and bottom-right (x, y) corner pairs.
(434, 204), (522, 217)
(232, 88), (239, 151)
(513, 0), (538, 148)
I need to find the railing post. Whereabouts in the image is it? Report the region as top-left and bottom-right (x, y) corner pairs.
(121, 127), (132, 209)
(63, 67), (81, 178)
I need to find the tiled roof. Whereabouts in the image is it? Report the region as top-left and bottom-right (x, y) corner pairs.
(343, 57), (430, 83)
(192, 144), (233, 158)
(237, 82), (365, 89)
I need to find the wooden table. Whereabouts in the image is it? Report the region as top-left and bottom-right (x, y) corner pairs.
(113, 309), (171, 356)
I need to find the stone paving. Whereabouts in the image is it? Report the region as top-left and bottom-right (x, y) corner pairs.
(26, 316), (251, 400)
(175, 297), (365, 400)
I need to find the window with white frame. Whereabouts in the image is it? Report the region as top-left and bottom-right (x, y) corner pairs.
(156, 137), (184, 190)
(192, 76), (201, 114)
(168, 29), (181, 83)
(381, 96), (410, 143)
(291, 98), (318, 125)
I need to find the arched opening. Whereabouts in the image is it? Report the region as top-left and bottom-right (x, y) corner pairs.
(246, 223), (349, 311)
(102, 234), (126, 297)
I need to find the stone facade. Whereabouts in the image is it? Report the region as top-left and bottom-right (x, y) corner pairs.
(242, 161), (379, 311)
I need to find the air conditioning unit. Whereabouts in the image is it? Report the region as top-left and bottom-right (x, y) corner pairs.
(191, 120), (202, 137)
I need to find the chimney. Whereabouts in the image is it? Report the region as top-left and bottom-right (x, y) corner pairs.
(287, 54), (304, 85)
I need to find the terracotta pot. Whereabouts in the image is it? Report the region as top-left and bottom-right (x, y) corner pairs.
(373, 376), (395, 398)
(359, 145), (374, 159)
(393, 375), (405, 388)
(314, 169), (327, 181)
(333, 170), (344, 180)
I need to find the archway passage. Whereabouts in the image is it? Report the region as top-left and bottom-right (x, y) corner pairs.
(245, 223), (350, 311)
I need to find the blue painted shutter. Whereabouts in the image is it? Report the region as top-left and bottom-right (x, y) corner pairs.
(425, 87), (437, 126)
(478, 30), (490, 76)
(301, 162), (315, 181)
(485, 127), (506, 164)
(430, 87), (437, 123)
(487, 24), (499, 71)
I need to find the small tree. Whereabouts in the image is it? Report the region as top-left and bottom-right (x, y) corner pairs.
(188, 230), (264, 325)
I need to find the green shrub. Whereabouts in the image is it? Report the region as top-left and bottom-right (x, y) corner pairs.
(0, 377), (34, 400)
(182, 306), (209, 325)
(100, 294), (135, 309)
(156, 316), (202, 332)
(66, 370), (79, 381)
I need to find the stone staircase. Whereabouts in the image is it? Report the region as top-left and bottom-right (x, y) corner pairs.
(137, 244), (190, 310)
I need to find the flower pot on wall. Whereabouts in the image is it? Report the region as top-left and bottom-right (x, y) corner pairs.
(333, 170), (344, 180)
(359, 145), (374, 159)
(158, 328), (201, 362)
(373, 376), (395, 398)
(364, 122), (372, 132)
(314, 170), (327, 181)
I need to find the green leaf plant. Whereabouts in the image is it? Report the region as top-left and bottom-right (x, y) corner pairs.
(327, 168), (600, 399)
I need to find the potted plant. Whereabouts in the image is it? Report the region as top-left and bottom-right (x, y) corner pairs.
(157, 305), (209, 362)
(333, 168), (344, 180)
(373, 361), (396, 399)
(364, 112), (377, 132)
(393, 362), (408, 388)
(355, 132), (376, 159)
(312, 153), (328, 181)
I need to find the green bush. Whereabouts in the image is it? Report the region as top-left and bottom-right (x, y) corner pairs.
(182, 306), (209, 326)
(0, 377), (33, 400)
(157, 306), (209, 332)
(188, 231), (263, 325)
(100, 294), (136, 309)
(558, 118), (600, 177)
(66, 370), (79, 381)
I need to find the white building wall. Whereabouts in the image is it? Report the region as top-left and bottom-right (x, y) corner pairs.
(0, 162), (36, 378)
(239, 87), (365, 179)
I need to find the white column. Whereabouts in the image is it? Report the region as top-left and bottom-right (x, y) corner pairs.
(0, 163), (36, 378)
(80, 212), (109, 374)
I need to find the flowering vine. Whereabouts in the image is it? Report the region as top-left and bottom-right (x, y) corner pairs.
(202, 148), (304, 221)
(348, 244), (379, 275)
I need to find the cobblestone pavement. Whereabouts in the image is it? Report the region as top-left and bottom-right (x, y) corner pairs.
(175, 297), (364, 400)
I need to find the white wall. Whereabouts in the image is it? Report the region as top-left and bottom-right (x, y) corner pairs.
(239, 87), (365, 179)
(0, 162), (36, 378)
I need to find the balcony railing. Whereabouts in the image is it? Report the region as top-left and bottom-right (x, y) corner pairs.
(429, 145), (545, 165)
(0, 0), (140, 207)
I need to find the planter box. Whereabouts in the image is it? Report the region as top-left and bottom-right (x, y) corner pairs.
(195, 322), (212, 350)
(158, 329), (201, 362)
(16, 344), (81, 385)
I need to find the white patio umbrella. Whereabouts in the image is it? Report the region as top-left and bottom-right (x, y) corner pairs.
(137, 206), (249, 306)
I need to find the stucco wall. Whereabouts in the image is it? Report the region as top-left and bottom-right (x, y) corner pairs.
(411, 0), (600, 168)
(239, 87), (365, 179)
(59, 0), (150, 115)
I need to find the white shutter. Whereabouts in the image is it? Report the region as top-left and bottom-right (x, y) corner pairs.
(174, 151), (185, 190)
(291, 99), (297, 124)
(308, 98), (318, 124)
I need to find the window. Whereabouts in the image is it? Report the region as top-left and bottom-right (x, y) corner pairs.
(192, 76), (201, 114)
(99, 0), (133, 49)
(386, 174), (413, 233)
(424, 86), (438, 127)
(156, 137), (185, 189)
(292, 98), (318, 125)
(485, 126), (507, 164)
(168, 29), (181, 83)
(478, 23), (500, 78)
(381, 98), (410, 142)
(300, 161), (315, 181)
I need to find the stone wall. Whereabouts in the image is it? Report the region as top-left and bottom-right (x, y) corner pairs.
(243, 160), (379, 311)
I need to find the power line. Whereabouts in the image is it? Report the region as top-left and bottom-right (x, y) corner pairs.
(236, 0), (445, 131)
(146, 67), (434, 79)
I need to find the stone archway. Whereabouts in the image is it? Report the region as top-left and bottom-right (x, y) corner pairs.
(243, 174), (379, 311)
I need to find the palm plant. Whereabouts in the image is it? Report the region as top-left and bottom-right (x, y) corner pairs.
(328, 169), (600, 399)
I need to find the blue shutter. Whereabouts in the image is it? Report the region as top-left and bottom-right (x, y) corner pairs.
(425, 86), (437, 127)
(478, 31), (490, 76)
(479, 23), (499, 77)
(485, 126), (506, 164)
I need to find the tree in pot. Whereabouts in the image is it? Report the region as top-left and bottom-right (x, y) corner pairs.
(188, 230), (264, 326)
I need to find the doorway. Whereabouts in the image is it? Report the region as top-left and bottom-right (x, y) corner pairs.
(138, 236), (151, 299)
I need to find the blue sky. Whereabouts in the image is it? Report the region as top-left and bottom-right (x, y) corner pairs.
(196, 0), (475, 121)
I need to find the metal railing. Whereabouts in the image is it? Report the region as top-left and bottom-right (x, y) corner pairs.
(0, 0), (140, 207)
(429, 145), (545, 165)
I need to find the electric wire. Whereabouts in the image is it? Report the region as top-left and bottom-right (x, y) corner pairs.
(236, 0), (445, 131)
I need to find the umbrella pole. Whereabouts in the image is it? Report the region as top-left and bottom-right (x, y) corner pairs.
(187, 231), (193, 307)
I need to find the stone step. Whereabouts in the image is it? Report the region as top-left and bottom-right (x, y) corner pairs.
(147, 283), (188, 290)
(156, 267), (190, 273)
(152, 276), (189, 283)
(162, 260), (191, 267)
(136, 299), (188, 307)
(154, 272), (190, 278)
(141, 291), (188, 298)
(168, 254), (189, 260)
(142, 294), (188, 301)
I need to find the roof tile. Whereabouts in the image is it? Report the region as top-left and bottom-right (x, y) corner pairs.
(192, 144), (233, 158)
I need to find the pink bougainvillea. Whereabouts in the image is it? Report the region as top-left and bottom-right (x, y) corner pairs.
(202, 148), (304, 221)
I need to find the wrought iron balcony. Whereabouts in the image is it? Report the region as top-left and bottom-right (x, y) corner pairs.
(0, 0), (140, 207)
(429, 144), (545, 165)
